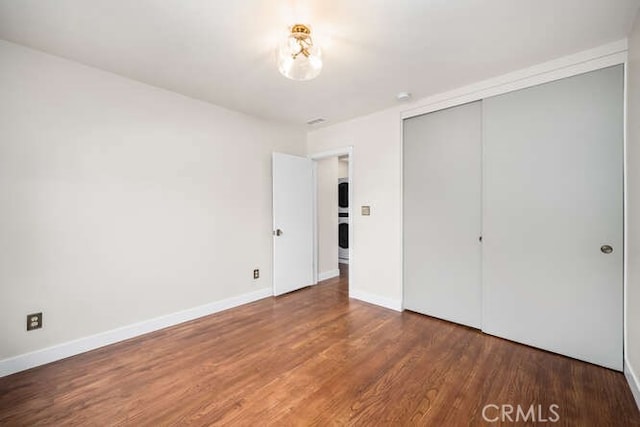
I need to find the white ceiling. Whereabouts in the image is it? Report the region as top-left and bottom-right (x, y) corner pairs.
(0, 0), (639, 126)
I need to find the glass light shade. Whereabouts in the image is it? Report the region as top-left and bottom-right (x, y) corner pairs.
(277, 28), (322, 81)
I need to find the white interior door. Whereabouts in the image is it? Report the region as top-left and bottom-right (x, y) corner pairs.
(403, 101), (483, 328)
(272, 152), (314, 296)
(482, 65), (624, 370)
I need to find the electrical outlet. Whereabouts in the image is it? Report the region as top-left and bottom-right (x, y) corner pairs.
(253, 269), (260, 280)
(27, 312), (42, 331)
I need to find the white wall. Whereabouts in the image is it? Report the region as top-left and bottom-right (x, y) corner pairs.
(626, 10), (640, 407)
(0, 40), (305, 362)
(316, 157), (339, 278)
(308, 109), (403, 309)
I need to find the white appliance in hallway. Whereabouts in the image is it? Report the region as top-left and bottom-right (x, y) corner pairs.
(338, 178), (349, 264)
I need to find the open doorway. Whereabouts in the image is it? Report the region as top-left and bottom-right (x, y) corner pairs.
(311, 147), (352, 291)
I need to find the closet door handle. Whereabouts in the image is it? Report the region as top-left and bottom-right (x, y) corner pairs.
(274, 229), (283, 237)
(600, 245), (613, 254)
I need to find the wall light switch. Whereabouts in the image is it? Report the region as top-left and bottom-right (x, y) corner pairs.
(361, 206), (371, 216)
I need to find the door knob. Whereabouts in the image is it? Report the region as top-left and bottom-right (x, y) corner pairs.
(600, 245), (613, 254)
(274, 229), (283, 236)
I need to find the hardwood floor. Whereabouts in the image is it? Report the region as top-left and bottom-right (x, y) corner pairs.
(1, 266), (639, 426)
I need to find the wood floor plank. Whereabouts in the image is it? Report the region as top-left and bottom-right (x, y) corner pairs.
(1, 267), (639, 426)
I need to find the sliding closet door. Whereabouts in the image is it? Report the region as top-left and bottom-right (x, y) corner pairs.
(403, 101), (482, 328)
(482, 66), (623, 370)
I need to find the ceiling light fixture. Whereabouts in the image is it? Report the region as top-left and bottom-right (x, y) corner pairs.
(277, 24), (322, 81)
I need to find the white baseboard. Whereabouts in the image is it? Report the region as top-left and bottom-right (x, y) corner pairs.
(349, 289), (402, 312)
(0, 287), (272, 378)
(318, 269), (340, 281)
(625, 358), (640, 411)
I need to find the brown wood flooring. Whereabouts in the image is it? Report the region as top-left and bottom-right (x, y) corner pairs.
(1, 265), (639, 426)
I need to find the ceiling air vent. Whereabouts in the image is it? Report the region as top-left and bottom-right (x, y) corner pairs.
(306, 117), (326, 126)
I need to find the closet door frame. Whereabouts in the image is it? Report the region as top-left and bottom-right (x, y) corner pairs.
(400, 50), (627, 370)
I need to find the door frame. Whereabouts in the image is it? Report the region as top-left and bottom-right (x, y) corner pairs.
(309, 147), (354, 286)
